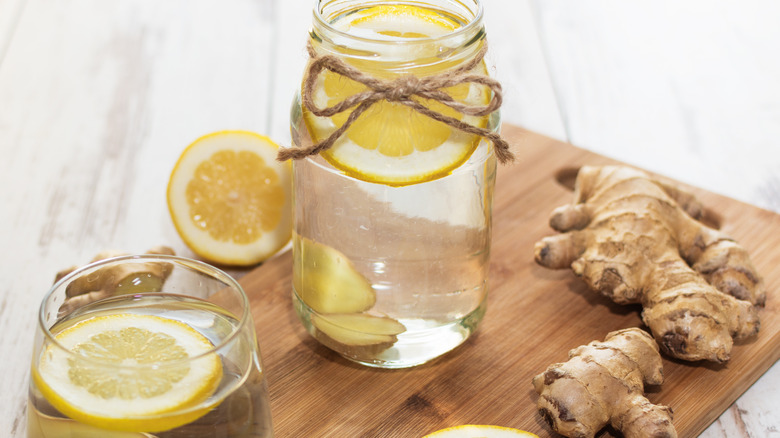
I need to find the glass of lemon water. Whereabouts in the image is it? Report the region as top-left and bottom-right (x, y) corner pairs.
(27, 255), (273, 437)
(289, 0), (498, 368)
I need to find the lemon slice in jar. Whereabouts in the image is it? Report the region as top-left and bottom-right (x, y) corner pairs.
(167, 131), (292, 266)
(293, 235), (376, 314)
(311, 313), (406, 349)
(303, 5), (492, 186)
(34, 314), (223, 433)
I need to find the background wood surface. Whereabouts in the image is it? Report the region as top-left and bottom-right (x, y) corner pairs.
(1, 0), (778, 436)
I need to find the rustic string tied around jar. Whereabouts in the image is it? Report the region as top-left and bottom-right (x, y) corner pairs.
(276, 41), (515, 164)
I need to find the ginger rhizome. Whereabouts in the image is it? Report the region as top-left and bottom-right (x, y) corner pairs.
(56, 246), (175, 314)
(533, 328), (676, 438)
(534, 165), (764, 362)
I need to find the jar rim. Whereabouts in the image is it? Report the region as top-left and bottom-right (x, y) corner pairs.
(312, 0), (485, 46)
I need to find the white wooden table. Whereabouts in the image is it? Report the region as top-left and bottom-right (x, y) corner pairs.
(1, 0), (778, 436)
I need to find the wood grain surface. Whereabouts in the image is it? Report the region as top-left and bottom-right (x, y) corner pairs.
(242, 125), (780, 438)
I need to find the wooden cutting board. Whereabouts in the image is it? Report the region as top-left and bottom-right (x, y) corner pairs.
(240, 124), (780, 438)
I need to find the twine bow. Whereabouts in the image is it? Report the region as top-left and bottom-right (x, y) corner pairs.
(276, 41), (514, 164)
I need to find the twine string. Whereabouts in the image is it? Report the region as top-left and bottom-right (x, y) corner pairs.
(277, 41), (514, 164)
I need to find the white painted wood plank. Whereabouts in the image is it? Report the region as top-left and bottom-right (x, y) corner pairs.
(705, 361), (780, 437)
(0, 0), (25, 66)
(534, 0), (780, 215)
(481, 0), (566, 140)
(534, 1), (780, 437)
(267, 0), (313, 144)
(0, 0), (275, 435)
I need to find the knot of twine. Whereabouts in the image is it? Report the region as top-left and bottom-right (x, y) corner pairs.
(276, 41), (514, 164)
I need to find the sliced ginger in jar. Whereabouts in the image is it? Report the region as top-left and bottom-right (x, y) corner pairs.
(293, 235), (376, 314)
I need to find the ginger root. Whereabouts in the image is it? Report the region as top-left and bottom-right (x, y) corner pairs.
(534, 165), (764, 362)
(533, 328), (676, 438)
(57, 246), (175, 314)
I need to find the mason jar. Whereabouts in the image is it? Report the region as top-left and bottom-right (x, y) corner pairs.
(286, 0), (503, 368)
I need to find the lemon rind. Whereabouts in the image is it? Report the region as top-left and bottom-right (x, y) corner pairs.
(167, 130), (292, 266)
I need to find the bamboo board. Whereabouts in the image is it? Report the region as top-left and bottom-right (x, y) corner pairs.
(240, 125), (780, 437)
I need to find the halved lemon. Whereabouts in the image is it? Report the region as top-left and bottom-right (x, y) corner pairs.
(167, 131), (292, 266)
(423, 425), (539, 438)
(304, 5), (491, 186)
(34, 314), (223, 433)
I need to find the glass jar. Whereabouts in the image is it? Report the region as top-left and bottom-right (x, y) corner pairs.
(287, 0), (500, 368)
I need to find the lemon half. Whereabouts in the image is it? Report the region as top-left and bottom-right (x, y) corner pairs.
(34, 314), (223, 433)
(304, 5), (491, 186)
(167, 130), (292, 266)
(424, 425), (539, 438)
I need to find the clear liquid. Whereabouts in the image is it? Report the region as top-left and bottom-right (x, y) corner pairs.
(291, 1), (495, 368)
(290, 144), (496, 368)
(27, 294), (273, 438)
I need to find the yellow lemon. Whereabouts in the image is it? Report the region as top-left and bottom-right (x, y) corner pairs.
(345, 5), (460, 38)
(167, 131), (292, 266)
(424, 425), (539, 438)
(34, 314), (223, 433)
(304, 5), (491, 186)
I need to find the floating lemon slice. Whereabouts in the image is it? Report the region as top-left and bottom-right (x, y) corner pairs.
(34, 314), (223, 433)
(303, 5), (491, 186)
(167, 131), (292, 266)
(342, 5), (459, 39)
(424, 425), (539, 438)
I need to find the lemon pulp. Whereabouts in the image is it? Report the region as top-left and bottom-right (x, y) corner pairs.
(303, 4), (491, 186)
(34, 313), (223, 433)
(167, 130), (292, 266)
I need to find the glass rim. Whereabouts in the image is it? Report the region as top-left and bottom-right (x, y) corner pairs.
(39, 254), (251, 369)
(313, 0), (485, 46)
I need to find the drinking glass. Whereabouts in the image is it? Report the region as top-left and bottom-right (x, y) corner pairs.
(288, 0), (499, 368)
(27, 255), (273, 437)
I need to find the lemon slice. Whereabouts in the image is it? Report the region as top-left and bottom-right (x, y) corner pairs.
(293, 235), (376, 314)
(167, 130), (292, 266)
(303, 5), (491, 186)
(424, 425), (539, 438)
(34, 314), (223, 433)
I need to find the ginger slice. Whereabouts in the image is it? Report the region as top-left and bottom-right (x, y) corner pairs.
(534, 165), (764, 362)
(533, 328), (676, 438)
(311, 313), (405, 357)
